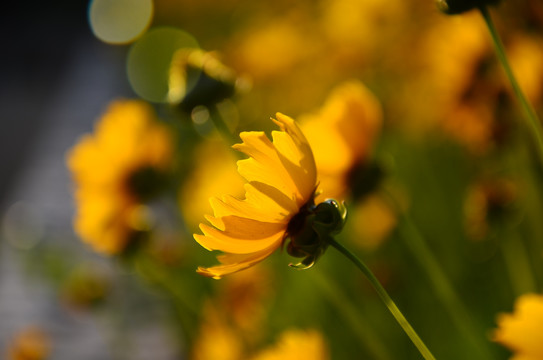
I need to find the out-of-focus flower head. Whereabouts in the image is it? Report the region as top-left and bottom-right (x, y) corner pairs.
(494, 293), (543, 359)
(168, 48), (245, 113)
(191, 301), (244, 360)
(464, 177), (518, 240)
(6, 327), (51, 360)
(194, 113), (346, 278)
(436, 0), (501, 15)
(349, 194), (398, 250)
(319, 0), (407, 67)
(405, 13), (517, 153)
(180, 137), (245, 231)
(415, 13), (490, 127)
(300, 80), (383, 202)
(508, 34), (543, 104)
(251, 329), (329, 360)
(61, 262), (111, 310)
(217, 266), (273, 334)
(67, 100), (173, 255)
(227, 12), (318, 82)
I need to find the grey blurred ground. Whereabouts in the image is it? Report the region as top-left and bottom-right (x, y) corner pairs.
(0, 3), (181, 359)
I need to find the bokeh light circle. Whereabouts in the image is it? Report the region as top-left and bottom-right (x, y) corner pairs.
(127, 27), (200, 103)
(89, 0), (153, 44)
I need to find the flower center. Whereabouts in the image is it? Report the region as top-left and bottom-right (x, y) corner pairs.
(126, 166), (165, 202)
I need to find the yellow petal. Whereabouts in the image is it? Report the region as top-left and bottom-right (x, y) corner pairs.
(195, 218), (285, 254)
(494, 294), (543, 358)
(234, 131), (299, 203)
(210, 185), (291, 223)
(274, 113), (317, 194)
(197, 243), (280, 279)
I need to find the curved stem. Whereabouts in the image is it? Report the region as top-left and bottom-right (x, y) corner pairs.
(327, 238), (436, 360)
(310, 270), (393, 360)
(381, 190), (493, 359)
(479, 5), (543, 161)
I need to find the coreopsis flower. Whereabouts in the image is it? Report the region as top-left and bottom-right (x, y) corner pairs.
(194, 113), (346, 279)
(227, 15), (317, 81)
(252, 329), (329, 360)
(463, 177), (517, 240)
(67, 100), (173, 255)
(299, 80), (383, 202)
(180, 137), (245, 231)
(494, 293), (543, 359)
(508, 34), (543, 104)
(6, 327), (50, 360)
(192, 302), (244, 360)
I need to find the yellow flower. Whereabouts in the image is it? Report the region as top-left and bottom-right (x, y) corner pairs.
(180, 137), (245, 231)
(494, 293), (543, 360)
(191, 302), (244, 360)
(252, 329), (329, 360)
(300, 80), (382, 202)
(228, 14), (317, 81)
(6, 327), (50, 360)
(194, 113), (319, 279)
(67, 100), (173, 254)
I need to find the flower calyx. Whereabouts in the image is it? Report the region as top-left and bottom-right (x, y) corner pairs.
(285, 198), (347, 270)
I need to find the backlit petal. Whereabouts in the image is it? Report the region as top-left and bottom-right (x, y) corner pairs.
(197, 243), (281, 279)
(195, 219), (285, 254)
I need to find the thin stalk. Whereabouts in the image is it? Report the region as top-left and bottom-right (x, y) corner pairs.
(500, 224), (538, 297)
(381, 190), (493, 359)
(310, 270), (393, 360)
(479, 5), (543, 161)
(327, 238), (436, 360)
(396, 214), (493, 359)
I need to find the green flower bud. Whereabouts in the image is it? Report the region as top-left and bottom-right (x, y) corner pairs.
(285, 199), (347, 269)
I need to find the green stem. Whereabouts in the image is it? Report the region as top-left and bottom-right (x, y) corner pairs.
(310, 270), (393, 360)
(381, 190), (493, 359)
(479, 5), (543, 161)
(327, 238), (436, 360)
(499, 223), (538, 297)
(397, 214), (493, 359)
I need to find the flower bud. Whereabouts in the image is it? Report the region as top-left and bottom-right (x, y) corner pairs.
(286, 199), (347, 269)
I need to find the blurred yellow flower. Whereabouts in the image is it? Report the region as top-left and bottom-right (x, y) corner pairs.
(194, 113), (317, 279)
(300, 80), (382, 201)
(67, 100), (173, 254)
(403, 13), (489, 135)
(350, 194), (397, 250)
(320, 0), (407, 65)
(229, 14), (317, 81)
(252, 329), (329, 360)
(494, 293), (543, 359)
(192, 302), (244, 360)
(180, 137), (245, 231)
(508, 34), (543, 103)
(6, 327), (51, 360)
(218, 266), (273, 334)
